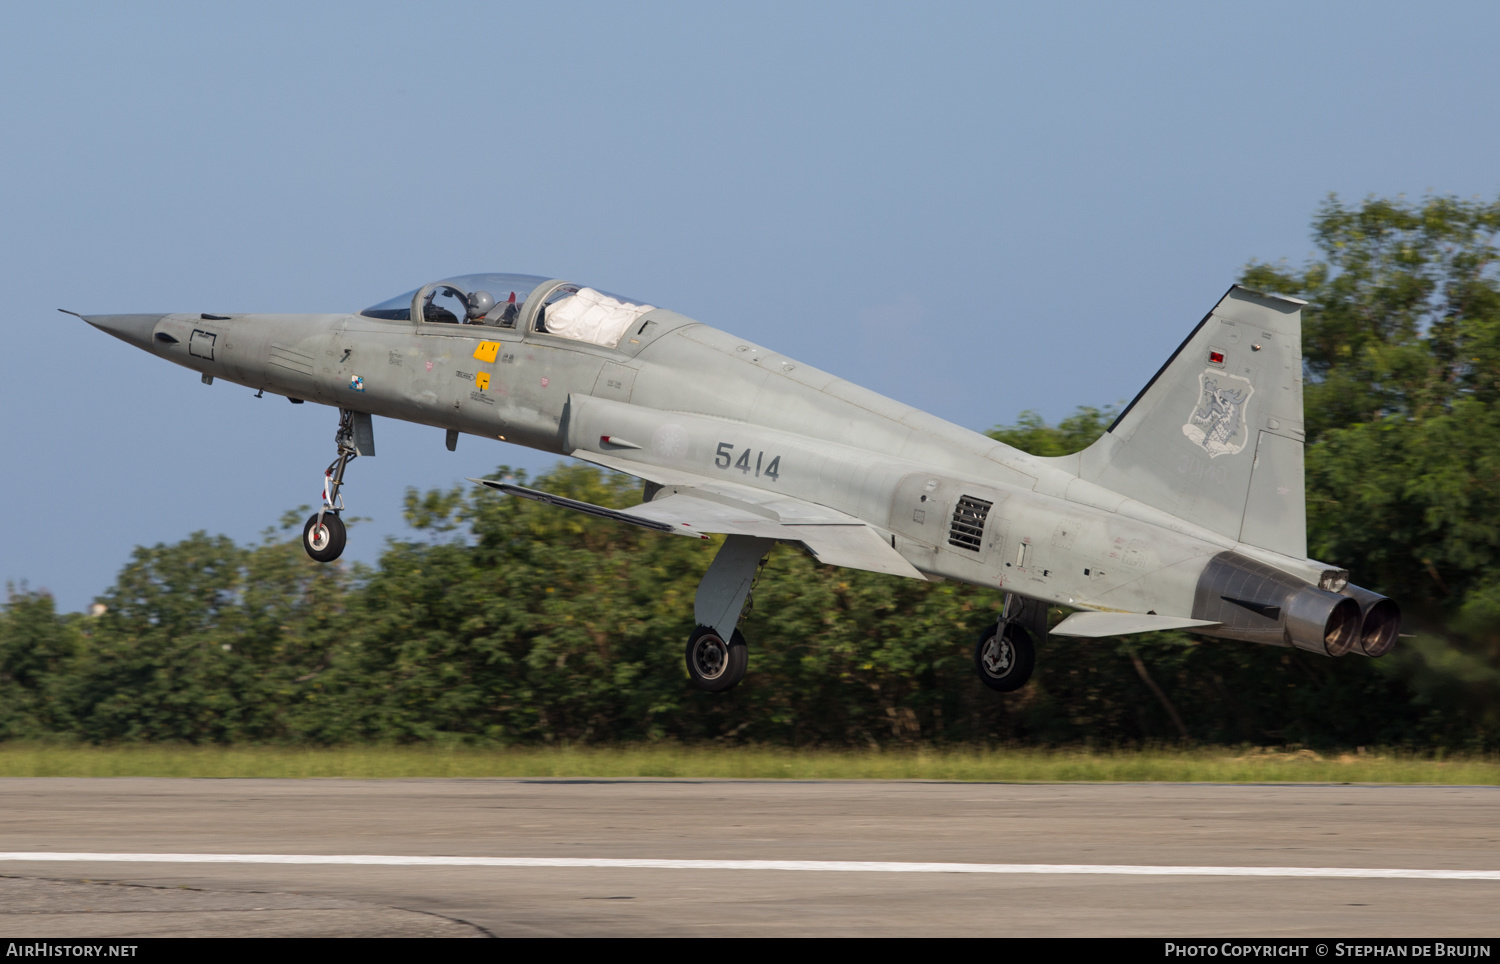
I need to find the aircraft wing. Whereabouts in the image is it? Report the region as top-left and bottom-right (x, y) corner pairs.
(629, 494), (922, 579)
(471, 481), (691, 535)
(573, 450), (854, 523)
(471, 451), (925, 581)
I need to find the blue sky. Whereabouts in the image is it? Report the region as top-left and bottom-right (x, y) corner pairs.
(4, 1), (1499, 610)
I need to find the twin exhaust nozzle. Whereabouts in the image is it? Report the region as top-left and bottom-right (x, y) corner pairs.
(1326, 583), (1400, 658)
(1194, 552), (1399, 658)
(1263, 582), (1399, 658)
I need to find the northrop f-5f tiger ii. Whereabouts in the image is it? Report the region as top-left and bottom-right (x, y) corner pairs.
(70, 273), (1400, 692)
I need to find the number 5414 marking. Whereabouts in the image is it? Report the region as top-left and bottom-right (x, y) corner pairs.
(715, 442), (781, 480)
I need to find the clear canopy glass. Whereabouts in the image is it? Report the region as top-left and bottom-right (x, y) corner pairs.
(360, 273), (552, 325)
(360, 273), (656, 344)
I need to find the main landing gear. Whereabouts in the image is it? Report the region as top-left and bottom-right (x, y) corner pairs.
(684, 535), (774, 692)
(302, 409), (360, 563)
(686, 627), (749, 693)
(974, 592), (1036, 692)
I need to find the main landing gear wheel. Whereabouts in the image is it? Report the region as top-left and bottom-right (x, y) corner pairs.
(686, 626), (748, 692)
(975, 622), (1035, 692)
(302, 513), (347, 563)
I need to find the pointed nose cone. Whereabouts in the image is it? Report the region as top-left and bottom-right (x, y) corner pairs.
(83, 314), (168, 352)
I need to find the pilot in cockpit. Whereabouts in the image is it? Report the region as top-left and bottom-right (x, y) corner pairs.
(464, 290), (495, 324)
(464, 289), (521, 327)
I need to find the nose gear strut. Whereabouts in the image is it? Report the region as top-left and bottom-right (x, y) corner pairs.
(302, 409), (359, 563)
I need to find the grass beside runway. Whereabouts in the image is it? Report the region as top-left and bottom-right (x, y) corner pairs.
(0, 744), (1496, 783)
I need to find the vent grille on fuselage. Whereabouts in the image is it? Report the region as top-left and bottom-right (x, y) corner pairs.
(948, 495), (992, 551)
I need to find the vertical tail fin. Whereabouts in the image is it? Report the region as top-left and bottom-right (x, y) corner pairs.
(1061, 285), (1309, 559)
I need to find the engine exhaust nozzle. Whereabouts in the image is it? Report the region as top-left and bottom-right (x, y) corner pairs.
(1283, 588), (1363, 657)
(1339, 583), (1401, 657)
(1191, 552), (1372, 656)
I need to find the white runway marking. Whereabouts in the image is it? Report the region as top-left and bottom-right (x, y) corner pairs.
(0, 853), (1498, 880)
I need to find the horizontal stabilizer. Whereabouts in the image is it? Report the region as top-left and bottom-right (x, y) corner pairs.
(1050, 612), (1221, 638)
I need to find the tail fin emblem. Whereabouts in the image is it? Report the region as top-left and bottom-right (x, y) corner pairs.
(1183, 370), (1253, 457)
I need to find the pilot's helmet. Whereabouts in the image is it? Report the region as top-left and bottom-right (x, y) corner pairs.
(466, 290), (496, 320)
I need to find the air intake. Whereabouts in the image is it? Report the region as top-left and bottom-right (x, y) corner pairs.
(948, 495), (992, 552)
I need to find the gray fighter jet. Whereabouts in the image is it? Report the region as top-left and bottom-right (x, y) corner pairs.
(71, 273), (1399, 692)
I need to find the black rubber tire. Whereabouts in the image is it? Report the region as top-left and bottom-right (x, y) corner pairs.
(302, 512), (347, 563)
(974, 622), (1035, 692)
(685, 626), (749, 692)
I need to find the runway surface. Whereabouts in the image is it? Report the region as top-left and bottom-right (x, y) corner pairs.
(0, 778), (1496, 937)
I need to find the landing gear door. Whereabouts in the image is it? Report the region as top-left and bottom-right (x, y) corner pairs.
(1007, 592), (1051, 644)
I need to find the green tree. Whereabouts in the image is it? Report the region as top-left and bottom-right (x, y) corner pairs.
(66, 524), (352, 743)
(0, 588), (81, 737)
(986, 406), (1116, 457)
(1240, 194), (1500, 744)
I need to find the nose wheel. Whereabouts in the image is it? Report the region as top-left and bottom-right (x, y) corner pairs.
(303, 409), (359, 563)
(302, 512), (347, 562)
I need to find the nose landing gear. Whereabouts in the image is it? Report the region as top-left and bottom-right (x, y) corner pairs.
(302, 409), (360, 563)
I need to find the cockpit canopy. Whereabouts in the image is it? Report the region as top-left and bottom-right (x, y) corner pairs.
(360, 273), (657, 349)
(360, 273), (549, 325)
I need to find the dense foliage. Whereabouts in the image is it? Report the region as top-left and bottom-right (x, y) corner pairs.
(3, 195), (1498, 748)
